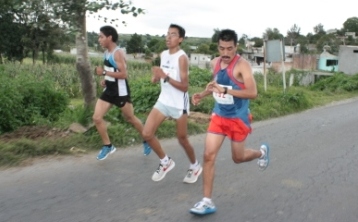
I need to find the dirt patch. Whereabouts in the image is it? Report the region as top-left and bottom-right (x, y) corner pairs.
(188, 112), (211, 124)
(0, 112), (210, 142)
(0, 125), (71, 142)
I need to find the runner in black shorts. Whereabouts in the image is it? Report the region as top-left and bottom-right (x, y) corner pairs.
(93, 25), (152, 160)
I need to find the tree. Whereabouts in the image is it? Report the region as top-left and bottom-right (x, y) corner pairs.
(146, 38), (166, 54)
(286, 24), (301, 46)
(50, 0), (144, 108)
(147, 38), (159, 51)
(296, 35), (309, 54)
(211, 28), (220, 43)
(209, 42), (218, 53)
(0, 14), (26, 62)
(307, 23), (327, 45)
(313, 23), (325, 34)
(238, 34), (248, 48)
(126, 33), (144, 54)
(342, 17), (358, 34)
(316, 34), (341, 54)
(263, 28), (283, 40)
(250, 37), (263, 48)
(196, 43), (210, 54)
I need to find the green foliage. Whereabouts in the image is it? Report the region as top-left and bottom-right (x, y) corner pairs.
(264, 28), (284, 40)
(310, 73), (358, 92)
(56, 105), (93, 128)
(343, 17), (358, 34)
(0, 78), (26, 133)
(152, 56), (160, 66)
(0, 66), (69, 133)
(0, 14), (26, 61)
(316, 33), (341, 54)
(189, 66), (213, 87)
(21, 80), (69, 121)
(251, 87), (312, 121)
(129, 74), (160, 113)
(126, 33), (144, 54)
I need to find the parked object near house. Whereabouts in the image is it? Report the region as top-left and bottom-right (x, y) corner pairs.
(338, 45), (358, 75)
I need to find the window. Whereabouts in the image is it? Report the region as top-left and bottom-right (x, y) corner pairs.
(354, 50), (358, 53)
(326, 59), (338, 66)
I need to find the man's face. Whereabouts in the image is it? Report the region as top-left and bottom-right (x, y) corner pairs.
(165, 27), (182, 48)
(98, 32), (111, 48)
(218, 40), (237, 64)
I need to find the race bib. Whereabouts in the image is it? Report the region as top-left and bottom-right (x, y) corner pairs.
(104, 66), (115, 82)
(213, 85), (234, 104)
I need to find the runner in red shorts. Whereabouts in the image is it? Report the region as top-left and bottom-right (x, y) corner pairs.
(189, 29), (270, 215)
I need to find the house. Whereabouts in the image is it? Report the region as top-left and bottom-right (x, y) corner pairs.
(345, 32), (357, 39)
(338, 45), (358, 75)
(190, 53), (211, 69)
(317, 46), (338, 72)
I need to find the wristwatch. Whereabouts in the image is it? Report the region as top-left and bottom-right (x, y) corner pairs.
(164, 76), (170, 83)
(223, 87), (228, 94)
(102, 70), (106, 76)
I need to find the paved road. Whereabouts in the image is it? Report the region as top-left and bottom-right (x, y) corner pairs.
(1, 98), (358, 222)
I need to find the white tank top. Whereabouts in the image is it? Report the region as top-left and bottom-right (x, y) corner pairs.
(158, 49), (190, 111)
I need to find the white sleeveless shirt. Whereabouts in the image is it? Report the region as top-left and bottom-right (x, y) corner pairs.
(158, 49), (190, 111)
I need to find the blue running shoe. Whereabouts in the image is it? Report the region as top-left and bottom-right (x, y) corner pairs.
(190, 199), (217, 215)
(258, 143), (270, 170)
(96, 145), (116, 160)
(143, 141), (152, 156)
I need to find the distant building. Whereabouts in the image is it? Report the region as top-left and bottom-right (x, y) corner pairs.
(190, 53), (211, 69)
(345, 32), (357, 39)
(317, 46), (338, 72)
(338, 45), (358, 75)
(326, 29), (338, 34)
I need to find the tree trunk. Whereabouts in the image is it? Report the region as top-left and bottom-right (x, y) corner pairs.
(32, 48), (38, 65)
(76, 12), (96, 109)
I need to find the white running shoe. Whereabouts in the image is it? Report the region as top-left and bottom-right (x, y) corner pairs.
(151, 158), (175, 181)
(257, 143), (270, 171)
(183, 164), (202, 183)
(190, 199), (217, 215)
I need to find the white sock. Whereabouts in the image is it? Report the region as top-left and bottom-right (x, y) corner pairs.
(190, 160), (199, 169)
(203, 197), (212, 203)
(160, 155), (169, 165)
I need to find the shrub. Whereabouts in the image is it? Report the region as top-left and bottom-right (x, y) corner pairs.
(311, 73), (358, 92)
(20, 80), (69, 122)
(0, 80), (26, 133)
(189, 66), (212, 87)
(129, 74), (160, 113)
(0, 72), (69, 133)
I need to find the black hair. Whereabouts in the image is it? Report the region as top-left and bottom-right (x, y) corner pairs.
(100, 25), (118, 42)
(169, 24), (186, 38)
(218, 29), (238, 45)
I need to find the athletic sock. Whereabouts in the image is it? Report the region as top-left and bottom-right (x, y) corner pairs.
(160, 155), (169, 165)
(190, 160), (199, 170)
(203, 197), (212, 203)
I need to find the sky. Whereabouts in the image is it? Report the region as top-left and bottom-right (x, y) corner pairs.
(86, 0), (357, 39)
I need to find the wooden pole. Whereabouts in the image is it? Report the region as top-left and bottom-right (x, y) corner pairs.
(280, 39), (286, 93)
(263, 40), (267, 92)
